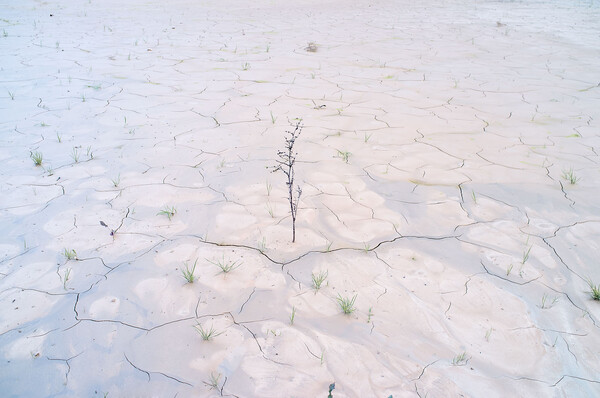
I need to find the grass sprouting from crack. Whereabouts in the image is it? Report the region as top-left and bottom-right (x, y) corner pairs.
(258, 237), (267, 253)
(63, 248), (77, 261)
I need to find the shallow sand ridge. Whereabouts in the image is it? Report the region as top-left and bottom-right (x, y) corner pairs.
(1, 0), (600, 396)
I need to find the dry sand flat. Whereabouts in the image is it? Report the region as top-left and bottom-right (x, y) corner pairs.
(1, 0), (600, 396)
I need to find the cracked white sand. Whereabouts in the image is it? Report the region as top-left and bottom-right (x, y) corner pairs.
(1, 0), (600, 396)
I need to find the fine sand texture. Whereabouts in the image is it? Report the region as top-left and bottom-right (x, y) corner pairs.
(1, 0), (600, 396)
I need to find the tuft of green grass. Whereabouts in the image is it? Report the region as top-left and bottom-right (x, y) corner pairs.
(241, 62), (250, 71)
(8, 90), (14, 100)
(194, 323), (222, 341)
(270, 110), (277, 124)
(336, 294), (357, 315)
(157, 206), (177, 221)
(182, 259), (197, 283)
(561, 167), (580, 184)
(30, 151), (43, 166)
(208, 255), (241, 274)
(289, 306), (296, 325)
(586, 278), (600, 300)
(452, 351), (468, 366)
(63, 248), (78, 261)
(311, 270), (328, 291)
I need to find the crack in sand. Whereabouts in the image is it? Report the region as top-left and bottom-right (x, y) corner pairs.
(124, 353), (193, 387)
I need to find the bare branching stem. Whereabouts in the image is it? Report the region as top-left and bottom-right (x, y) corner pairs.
(273, 121), (302, 242)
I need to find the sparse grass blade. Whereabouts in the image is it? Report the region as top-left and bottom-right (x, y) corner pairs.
(111, 174), (121, 187)
(203, 372), (221, 390)
(71, 147), (80, 163)
(522, 245), (532, 264)
(62, 268), (71, 290)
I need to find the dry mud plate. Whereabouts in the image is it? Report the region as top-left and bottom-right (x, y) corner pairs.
(1, 0), (600, 396)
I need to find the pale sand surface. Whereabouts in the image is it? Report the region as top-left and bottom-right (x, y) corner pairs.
(1, 0), (600, 396)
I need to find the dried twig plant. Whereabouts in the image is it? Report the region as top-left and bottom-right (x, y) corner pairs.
(273, 121), (303, 242)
